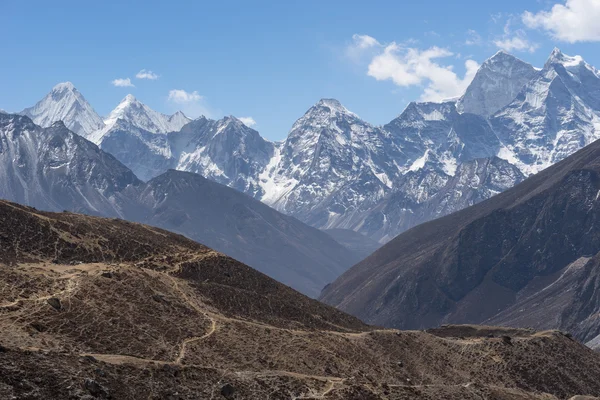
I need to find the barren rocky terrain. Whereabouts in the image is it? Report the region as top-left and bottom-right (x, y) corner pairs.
(1, 200), (600, 399)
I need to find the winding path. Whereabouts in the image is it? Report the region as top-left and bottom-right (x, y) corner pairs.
(4, 262), (357, 398)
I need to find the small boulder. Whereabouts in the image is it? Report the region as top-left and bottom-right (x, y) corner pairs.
(152, 294), (169, 304)
(47, 297), (62, 311)
(221, 383), (235, 398)
(30, 322), (47, 332)
(84, 378), (109, 398)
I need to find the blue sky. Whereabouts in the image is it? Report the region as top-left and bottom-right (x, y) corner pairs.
(2, 0), (600, 140)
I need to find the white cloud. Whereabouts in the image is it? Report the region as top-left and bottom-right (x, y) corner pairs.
(168, 89), (202, 103)
(238, 117), (256, 127)
(465, 29), (482, 46)
(111, 78), (134, 87)
(136, 69), (159, 80)
(523, 0), (600, 43)
(352, 34), (380, 50)
(494, 35), (539, 53)
(167, 89), (210, 118)
(365, 40), (479, 102)
(346, 34), (383, 62)
(493, 17), (539, 53)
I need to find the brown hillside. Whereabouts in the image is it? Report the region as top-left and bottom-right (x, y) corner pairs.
(1, 200), (600, 399)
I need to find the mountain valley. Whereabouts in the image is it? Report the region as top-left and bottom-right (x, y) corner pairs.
(9, 2), (600, 398)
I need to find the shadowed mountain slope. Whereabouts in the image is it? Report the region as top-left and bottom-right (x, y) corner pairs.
(136, 169), (361, 297)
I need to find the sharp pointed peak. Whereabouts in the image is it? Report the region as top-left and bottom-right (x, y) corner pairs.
(488, 49), (513, 60)
(310, 98), (358, 117)
(121, 94), (139, 104)
(51, 82), (76, 92)
(546, 47), (584, 67)
(315, 98), (345, 110)
(491, 49), (511, 57)
(550, 47), (563, 57)
(317, 98), (342, 106)
(221, 115), (246, 127)
(482, 49), (529, 67)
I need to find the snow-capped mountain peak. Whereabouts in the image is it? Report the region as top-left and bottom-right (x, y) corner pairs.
(288, 99), (361, 135)
(545, 47), (584, 68)
(311, 98), (358, 119)
(221, 115), (245, 128)
(103, 94), (136, 125)
(457, 51), (538, 117)
(51, 81), (76, 93)
(491, 48), (600, 176)
(168, 111), (191, 129)
(101, 94), (191, 134)
(316, 98), (353, 113)
(20, 82), (105, 138)
(14, 48), (600, 248)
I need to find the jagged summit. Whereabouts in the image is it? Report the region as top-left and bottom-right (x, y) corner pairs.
(20, 82), (105, 138)
(545, 47), (584, 68)
(51, 81), (76, 92)
(457, 50), (538, 117)
(170, 110), (190, 120)
(400, 100), (457, 120)
(313, 98), (356, 117)
(288, 99), (361, 135)
(222, 115), (245, 125)
(316, 98), (343, 108)
(485, 49), (518, 61)
(101, 94), (191, 135)
(491, 47), (600, 175)
(123, 93), (136, 102)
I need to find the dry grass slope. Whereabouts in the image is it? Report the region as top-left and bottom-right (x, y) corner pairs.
(1, 200), (600, 399)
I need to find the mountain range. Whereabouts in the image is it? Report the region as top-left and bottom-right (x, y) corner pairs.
(6, 45), (600, 399)
(17, 48), (600, 246)
(321, 125), (600, 348)
(8, 47), (600, 298)
(0, 113), (360, 297)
